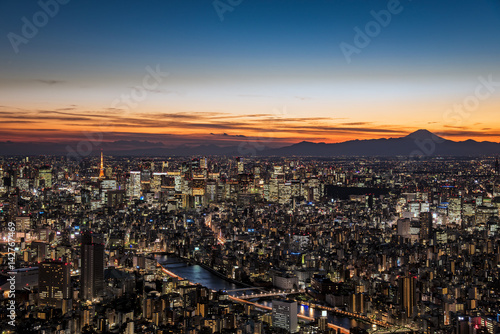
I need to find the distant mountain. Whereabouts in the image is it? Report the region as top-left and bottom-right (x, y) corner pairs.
(1, 130), (499, 157)
(259, 130), (500, 157)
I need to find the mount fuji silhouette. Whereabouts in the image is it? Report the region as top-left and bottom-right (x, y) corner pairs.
(1, 130), (499, 156)
(259, 130), (500, 157)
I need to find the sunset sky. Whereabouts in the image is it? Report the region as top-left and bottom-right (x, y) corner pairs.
(1, 0), (500, 149)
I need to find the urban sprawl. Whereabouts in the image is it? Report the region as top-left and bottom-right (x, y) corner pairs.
(0, 154), (499, 334)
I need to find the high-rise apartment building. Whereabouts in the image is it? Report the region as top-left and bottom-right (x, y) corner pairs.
(126, 171), (141, 198)
(419, 212), (433, 244)
(397, 218), (411, 238)
(398, 276), (417, 319)
(39, 167), (52, 188)
(39, 260), (72, 313)
(272, 300), (297, 333)
(81, 231), (104, 301)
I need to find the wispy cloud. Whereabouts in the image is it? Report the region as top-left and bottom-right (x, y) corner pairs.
(294, 96), (311, 101)
(36, 79), (66, 85)
(1, 107), (498, 145)
(237, 94), (274, 98)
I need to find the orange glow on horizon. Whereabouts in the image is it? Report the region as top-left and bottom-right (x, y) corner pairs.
(1, 105), (500, 145)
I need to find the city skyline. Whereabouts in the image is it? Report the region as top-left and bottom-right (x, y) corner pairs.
(1, 0), (500, 149)
(1, 154), (499, 333)
(3, 2), (500, 332)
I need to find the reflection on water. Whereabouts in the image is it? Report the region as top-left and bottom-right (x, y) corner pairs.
(259, 300), (368, 330)
(157, 255), (369, 330)
(301, 304), (315, 318)
(157, 255), (242, 292)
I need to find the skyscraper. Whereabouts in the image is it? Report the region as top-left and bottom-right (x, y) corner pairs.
(419, 212), (433, 244)
(272, 300), (298, 333)
(398, 276), (417, 319)
(39, 260), (72, 313)
(236, 157), (244, 174)
(349, 293), (364, 314)
(397, 218), (411, 238)
(127, 171), (141, 199)
(39, 167), (52, 188)
(81, 231), (104, 301)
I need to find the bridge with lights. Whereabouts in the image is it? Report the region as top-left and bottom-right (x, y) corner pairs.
(236, 290), (303, 299)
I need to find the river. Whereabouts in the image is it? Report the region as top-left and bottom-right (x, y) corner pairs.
(156, 255), (370, 330)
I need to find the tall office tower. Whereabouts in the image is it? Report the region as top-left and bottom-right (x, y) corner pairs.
(419, 212), (433, 244)
(349, 293), (364, 314)
(39, 167), (52, 188)
(318, 314), (327, 331)
(190, 158), (200, 177)
(236, 157), (244, 174)
(254, 321), (263, 334)
(99, 151), (105, 179)
(39, 260), (72, 313)
(397, 218), (411, 238)
(448, 197), (462, 224)
(272, 300), (298, 333)
(81, 231), (104, 301)
(9, 194), (19, 217)
(31, 241), (49, 262)
(398, 276), (417, 319)
(200, 157), (207, 170)
(127, 171), (141, 198)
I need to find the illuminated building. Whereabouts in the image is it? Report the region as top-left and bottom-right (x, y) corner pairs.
(127, 171), (141, 198)
(39, 167), (52, 188)
(39, 260), (72, 313)
(398, 276), (416, 319)
(419, 212), (433, 244)
(99, 151), (105, 179)
(81, 231), (104, 301)
(272, 300), (298, 333)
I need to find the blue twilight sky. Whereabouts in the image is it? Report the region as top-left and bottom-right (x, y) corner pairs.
(1, 0), (500, 145)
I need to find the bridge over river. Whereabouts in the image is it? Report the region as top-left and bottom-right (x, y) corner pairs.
(157, 255), (381, 332)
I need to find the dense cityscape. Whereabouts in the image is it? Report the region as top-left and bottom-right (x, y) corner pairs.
(0, 153), (499, 333)
(2, 0), (500, 333)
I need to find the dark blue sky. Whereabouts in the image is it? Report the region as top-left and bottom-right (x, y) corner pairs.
(1, 0), (500, 144)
